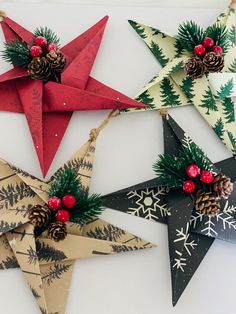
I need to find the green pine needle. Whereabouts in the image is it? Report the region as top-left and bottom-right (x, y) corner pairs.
(204, 24), (229, 55)
(34, 27), (60, 46)
(177, 21), (204, 54)
(2, 40), (31, 67)
(153, 138), (214, 189)
(49, 168), (103, 224)
(153, 154), (186, 188)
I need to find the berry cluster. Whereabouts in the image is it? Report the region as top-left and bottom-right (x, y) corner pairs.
(194, 37), (223, 58)
(48, 194), (77, 223)
(30, 36), (58, 58)
(183, 164), (213, 193)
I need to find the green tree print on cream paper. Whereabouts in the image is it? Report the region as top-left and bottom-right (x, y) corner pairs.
(228, 25), (236, 47)
(213, 118), (224, 140)
(199, 86), (217, 115)
(181, 76), (195, 102)
(150, 41), (169, 67)
(136, 90), (155, 109)
(222, 98), (235, 124)
(160, 78), (181, 107)
(229, 58), (236, 73)
(128, 20), (147, 39)
(217, 79), (234, 100)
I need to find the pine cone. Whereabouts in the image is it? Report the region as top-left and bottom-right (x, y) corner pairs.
(48, 222), (67, 242)
(184, 57), (205, 79)
(212, 172), (233, 199)
(195, 191), (220, 216)
(203, 52), (224, 73)
(28, 57), (51, 81)
(46, 50), (66, 72)
(28, 205), (51, 228)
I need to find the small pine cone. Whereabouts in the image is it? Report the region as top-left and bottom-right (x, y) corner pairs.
(28, 57), (51, 81)
(46, 50), (66, 72)
(212, 172), (233, 199)
(203, 52), (224, 73)
(28, 205), (51, 228)
(195, 191), (220, 216)
(184, 57), (205, 79)
(48, 222), (67, 242)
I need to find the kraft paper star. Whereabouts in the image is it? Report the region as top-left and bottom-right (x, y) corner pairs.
(103, 113), (236, 306)
(0, 121), (154, 314)
(124, 4), (236, 157)
(0, 14), (147, 176)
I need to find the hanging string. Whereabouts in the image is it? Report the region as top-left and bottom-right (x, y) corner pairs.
(0, 10), (6, 18)
(89, 109), (120, 141)
(158, 108), (168, 117)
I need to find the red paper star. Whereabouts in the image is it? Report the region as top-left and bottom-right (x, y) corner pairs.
(0, 16), (146, 176)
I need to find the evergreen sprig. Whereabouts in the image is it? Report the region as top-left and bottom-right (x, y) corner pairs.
(2, 40), (31, 67)
(49, 168), (103, 224)
(205, 24), (229, 54)
(177, 21), (204, 54)
(153, 139), (214, 189)
(34, 27), (60, 46)
(176, 21), (230, 55)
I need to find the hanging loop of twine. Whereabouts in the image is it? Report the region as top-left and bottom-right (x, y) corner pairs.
(89, 109), (120, 142)
(159, 108), (168, 117)
(0, 10), (6, 18)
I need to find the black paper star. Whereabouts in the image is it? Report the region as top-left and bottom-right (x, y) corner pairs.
(102, 114), (236, 305)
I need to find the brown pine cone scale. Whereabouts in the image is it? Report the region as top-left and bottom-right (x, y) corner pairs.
(48, 222), (67, 242)
(28, 57), (51, 81)
(28, 205), (51, 228)
(46, 50), (66, 72)
(195, 191), (220, 216)
(212, 173), (233, 199)
(184, 57), (205, 79)
(203, 52), (224, 73)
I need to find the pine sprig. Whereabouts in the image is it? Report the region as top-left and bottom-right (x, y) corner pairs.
(34, 27), (60, 46)
(176, 21), (230, 55)
(49, 168), (81, 199)
(2, 40), (31, 67)
(153, 154), (186, 188)
(177, 21), (204, 54)
(49, 168), (104, 224)
(204, 24), (229, 54)
(70, 193), (103, 224)
(153, 137), (214, 189)
(180, 137), (214, 172)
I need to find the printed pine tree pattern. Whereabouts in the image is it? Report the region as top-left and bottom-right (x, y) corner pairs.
(102, 114), (236, 306)
(0, 130), (154, 314)
(123, 6), (236, 157)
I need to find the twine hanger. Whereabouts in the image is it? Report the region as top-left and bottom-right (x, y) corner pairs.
(89, 109), (120, 142)
(0, 10), (6, 19)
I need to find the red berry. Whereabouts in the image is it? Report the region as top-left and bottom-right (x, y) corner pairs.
(48, 196), (61, 210)
(212, 45), (223, 55)
(30, 46), (43, 58)
(186, 164), (200, 178)
(56, 209), (70, 223)
(62, 194), (76, 208)
(34, 36), (47, 47)
(202, 37), (215, 49)
(46, 43), (58, 52)
(183, 180), (196, 193)
(194, 44), (206, 57)
(200, 170), (214, 184)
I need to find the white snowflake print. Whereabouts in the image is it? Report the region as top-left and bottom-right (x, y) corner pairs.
(126, 187), (170, 221)
(173, 224), (197, 272)
(200, 213), (236, 237)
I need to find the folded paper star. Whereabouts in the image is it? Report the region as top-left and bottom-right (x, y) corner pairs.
(0, 120), (154, 314)
(125, 4), (236, 157)
(103, 113), (236, 306)
(0, 14), (147, 176)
